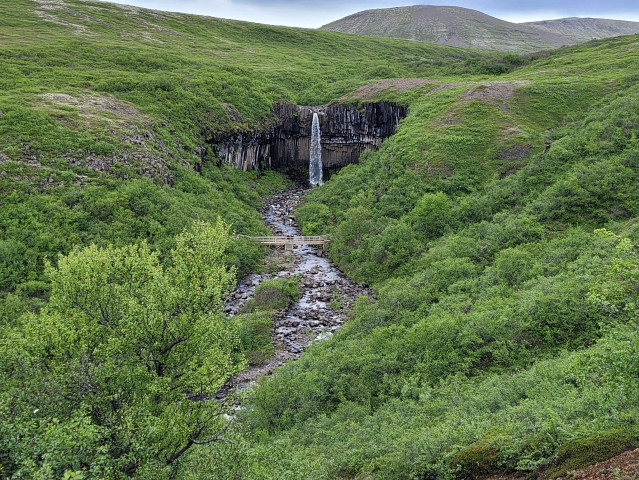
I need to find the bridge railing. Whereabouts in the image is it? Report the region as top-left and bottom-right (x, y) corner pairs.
(236, 234), (331, 244)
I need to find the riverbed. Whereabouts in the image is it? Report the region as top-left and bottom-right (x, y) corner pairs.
(217, 189), (372, 399)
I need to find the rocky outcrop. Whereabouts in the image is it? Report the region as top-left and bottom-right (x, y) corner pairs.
(211, 102), (407, 171)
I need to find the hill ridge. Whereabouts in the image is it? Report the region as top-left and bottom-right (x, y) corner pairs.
(320, 5), (639, 53)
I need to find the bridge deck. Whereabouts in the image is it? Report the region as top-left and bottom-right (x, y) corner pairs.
(237, 235), (331, 246)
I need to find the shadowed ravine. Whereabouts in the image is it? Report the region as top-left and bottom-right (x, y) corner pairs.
(216, 189), (373, 400)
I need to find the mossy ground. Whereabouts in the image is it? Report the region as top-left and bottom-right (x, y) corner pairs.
(542, 429), (639, 479)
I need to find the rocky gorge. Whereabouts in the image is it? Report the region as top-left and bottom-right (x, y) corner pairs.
(217, 189), (373, 399)
(209, 102), (407, 173)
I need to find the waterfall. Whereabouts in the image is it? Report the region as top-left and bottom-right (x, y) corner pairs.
(309, 112), (323, 186)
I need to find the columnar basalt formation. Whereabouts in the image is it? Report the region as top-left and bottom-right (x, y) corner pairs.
(211, 102), (407, 171)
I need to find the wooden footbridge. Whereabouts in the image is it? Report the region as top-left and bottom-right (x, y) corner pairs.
(236, 234), (331, 251)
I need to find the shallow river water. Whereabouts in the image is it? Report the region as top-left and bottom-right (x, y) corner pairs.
(217, 189), (372, 398)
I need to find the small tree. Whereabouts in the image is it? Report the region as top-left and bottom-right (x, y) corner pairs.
(407, 192), (453, 240)
(1, 220), (243, 478)
(588, 229), (639, 325)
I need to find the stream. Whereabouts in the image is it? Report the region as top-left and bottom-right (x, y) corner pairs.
(216, 189), (373, 400)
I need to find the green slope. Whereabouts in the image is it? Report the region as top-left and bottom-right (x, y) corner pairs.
(2, 0), (639, 478)
(0, 0), (503, 320)
(0, 2), (520, 478)
(208, 36), (639, 480)
(0, 0), (493, 166)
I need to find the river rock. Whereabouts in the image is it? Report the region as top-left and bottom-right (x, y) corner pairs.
(216, 188), (375, 404)
(288, 342), (304, 353)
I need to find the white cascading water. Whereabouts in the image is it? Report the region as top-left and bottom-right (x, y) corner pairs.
(309, 112), (323, 186)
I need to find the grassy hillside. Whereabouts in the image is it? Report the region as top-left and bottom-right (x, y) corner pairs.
(0, 0), (506, 321)
(321, 5), (639, 53)
(198, 35), (639, 480)
(3, 0), (639, 479)
(0, 1), (525, 478)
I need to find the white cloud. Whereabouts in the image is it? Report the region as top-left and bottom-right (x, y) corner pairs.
(99, 0), (366, 27)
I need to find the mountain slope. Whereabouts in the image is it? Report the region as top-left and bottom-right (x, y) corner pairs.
(0, 0), (498, 310)
(213, 34), (639, 480)
(321, 5), (639, 53)
(0, 3), (516, 476)
(523, 17), (639, 43)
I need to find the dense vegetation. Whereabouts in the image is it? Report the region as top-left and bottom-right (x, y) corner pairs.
(211, 35), (639, 480)
(0, 0), (512, 477)
(1, 221), (244, 478)
(0, 0), (507, 323)
(227, 92), (639, 477)
(2, 0), (639, 478)
(208, 44), (639, 480)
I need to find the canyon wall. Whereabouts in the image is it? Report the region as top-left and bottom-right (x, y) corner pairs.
(211, 102), (407, 171)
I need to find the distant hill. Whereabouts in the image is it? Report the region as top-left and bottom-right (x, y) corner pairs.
(320, 5), (639, 53)
(523, 17), (639, 43)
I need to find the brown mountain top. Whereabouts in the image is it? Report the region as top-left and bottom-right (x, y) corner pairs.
(320, 5), (639, 53)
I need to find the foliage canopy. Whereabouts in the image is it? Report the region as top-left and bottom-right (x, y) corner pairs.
(0, 221), (241, 479)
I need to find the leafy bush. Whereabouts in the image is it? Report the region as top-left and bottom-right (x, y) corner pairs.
(252, 277), (301, 311)
(296, 202), (333, 236)
(407, 192), (454, 240)
(0, 221), (242, 479)
(450, 429), (506, 479)
(236, 312), (275, 365)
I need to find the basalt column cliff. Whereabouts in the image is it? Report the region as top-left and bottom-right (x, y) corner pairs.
(212, 102), (407, 171)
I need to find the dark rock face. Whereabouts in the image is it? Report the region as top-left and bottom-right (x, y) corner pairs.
(211, 102), (407, 171)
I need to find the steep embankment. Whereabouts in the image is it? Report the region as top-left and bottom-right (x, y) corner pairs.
(189, 35), (639, 479)
(321, 5), (639, 53)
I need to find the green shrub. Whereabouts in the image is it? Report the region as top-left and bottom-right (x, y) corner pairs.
(407, 192), (454, 240)
(296, 202), (334, 236)
(236, 312), (275, 365)
(0, 221), (241, 479)
(450, 429), (506, 479)
(252, 277), (301, 311)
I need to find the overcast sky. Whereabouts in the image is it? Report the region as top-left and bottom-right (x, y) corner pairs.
(99, 0), (639, 28)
